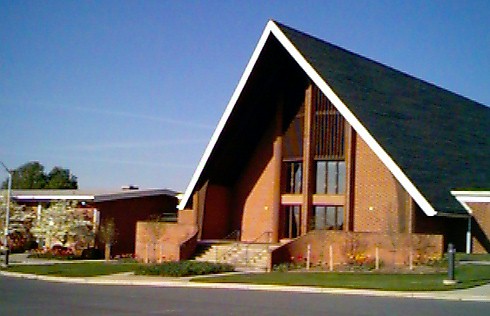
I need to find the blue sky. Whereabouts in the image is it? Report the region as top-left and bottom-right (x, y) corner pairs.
(1, 1), (489, 192)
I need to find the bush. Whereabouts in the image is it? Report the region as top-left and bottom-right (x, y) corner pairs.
(136, 261), (234, 277)
(81, 247), (103, 260)
(28, 247), (78, 260)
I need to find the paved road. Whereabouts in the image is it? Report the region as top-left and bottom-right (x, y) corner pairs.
(1, 276), (489, 316)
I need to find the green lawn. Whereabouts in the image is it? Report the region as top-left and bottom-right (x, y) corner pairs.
(192, 264), (490, 291)
(3, 261), (490, 291)
(2, 262), (140, 277)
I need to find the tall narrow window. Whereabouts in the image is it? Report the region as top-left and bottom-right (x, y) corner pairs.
(285, 161), (302, 194)
(284, 205), (301, 238)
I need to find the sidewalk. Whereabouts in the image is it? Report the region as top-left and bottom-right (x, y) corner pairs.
(2, 253), (490, 302)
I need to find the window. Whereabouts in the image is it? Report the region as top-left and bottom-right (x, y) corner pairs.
(285, 161), (302, 194)
(315, 160), (346, 194)
(313, 206), (343, 230)
(284, 205), (301, 238)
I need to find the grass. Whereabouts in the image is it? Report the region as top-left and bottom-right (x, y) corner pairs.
(3, 259), (490, 292)
(456, 253), (490, 262)
(2, 262), (140, 277)
(192, 264), (490, 291)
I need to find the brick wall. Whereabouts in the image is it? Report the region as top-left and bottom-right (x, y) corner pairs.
(200, 184), (231, 239)
(468, 202), (490, 253)
(231, 123), (277, 241)
(134, 221), (197, 262)
(96, 194), (177, 256)
(352, 135), (411, 233)
(271, 230), (443, 268)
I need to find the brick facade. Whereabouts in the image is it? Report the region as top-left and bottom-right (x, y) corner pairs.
(271, 230), (443, 268)
(468, 202), (490, 253)
(135, 209), (198, 262)
(352, 134), (412, 234)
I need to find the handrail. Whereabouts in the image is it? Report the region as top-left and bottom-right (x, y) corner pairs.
(223, 229), (241, 241)
(249, 231), (272, 244)
(244, 231), (273, 266)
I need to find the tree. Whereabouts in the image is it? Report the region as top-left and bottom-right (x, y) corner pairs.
(1, 161), (78, 189)
(45, 167), (78, 189)
(30, 201), (94, 249)
(3, 162), (46, 189)
(0, 193), (35, 248)
(98, 218), (118, 261)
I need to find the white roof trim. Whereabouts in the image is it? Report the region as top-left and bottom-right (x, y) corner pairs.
(14, 195), (95, 201)
(179, 20), (438, 216)
(451, 191), (490, 213)
(178, 21), (276, 210)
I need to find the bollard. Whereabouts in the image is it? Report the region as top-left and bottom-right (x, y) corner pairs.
(444, 243), (458, 285)
(448, 243), (455, 280)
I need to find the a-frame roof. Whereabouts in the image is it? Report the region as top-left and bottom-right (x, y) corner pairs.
(179, 20), (490, 216)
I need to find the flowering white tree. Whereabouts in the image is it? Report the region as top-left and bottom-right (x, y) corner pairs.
(30, 200), (94, 249)
(0, 194), (31, 247)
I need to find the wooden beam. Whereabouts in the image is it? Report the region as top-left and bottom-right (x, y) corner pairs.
(271, 96), (283, 243)
(301, 84), (314, 234)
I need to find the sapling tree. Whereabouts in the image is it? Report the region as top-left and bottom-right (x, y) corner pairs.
(98, 217), (118, 260)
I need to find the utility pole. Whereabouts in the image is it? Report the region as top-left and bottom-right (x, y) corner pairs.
(1, 161), (12, 267)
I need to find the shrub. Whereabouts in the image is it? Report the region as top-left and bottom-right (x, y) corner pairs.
(136, 261), (234, 277)
(81, 247), (104, 260)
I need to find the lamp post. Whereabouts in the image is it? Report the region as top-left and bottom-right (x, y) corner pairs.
(1, 161), (12, 267)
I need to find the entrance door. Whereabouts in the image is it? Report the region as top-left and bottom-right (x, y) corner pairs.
(284, 205), (301, 238)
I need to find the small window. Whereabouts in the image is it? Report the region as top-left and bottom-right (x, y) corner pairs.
(315, 160), (346, 194)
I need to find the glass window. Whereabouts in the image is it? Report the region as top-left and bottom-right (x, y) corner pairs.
(327, 162), (337, 194)
(285, 161), (302, 194)
(284, 206), (301, 238)
(315, 160), (346, 194)
(315, 161), (326, 194)
(313, 206), (343, 230)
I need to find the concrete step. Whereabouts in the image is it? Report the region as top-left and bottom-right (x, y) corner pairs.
(194, 242), (280, 271)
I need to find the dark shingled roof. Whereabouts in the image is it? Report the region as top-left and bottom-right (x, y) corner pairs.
(276, 22), (490, 214)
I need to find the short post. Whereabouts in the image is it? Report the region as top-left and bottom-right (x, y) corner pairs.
(306, 244), (311, 270)
(444, 243), (458, 285)
(409, 250), (413, 271)
(245, 245), (249, 267)
(329, 245), (333, 271)
(375, 247), (379, 270)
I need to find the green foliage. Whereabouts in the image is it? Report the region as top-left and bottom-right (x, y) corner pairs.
(98, 217), (118, 245)
(136, 261), (234, 277)
(1, 161), (77, 189)
(45, 167), (78, 189)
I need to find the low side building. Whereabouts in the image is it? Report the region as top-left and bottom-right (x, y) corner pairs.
(10, 188), (178, 256)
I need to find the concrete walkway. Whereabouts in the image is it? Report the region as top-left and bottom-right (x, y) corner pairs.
(2, 253), (490, 302)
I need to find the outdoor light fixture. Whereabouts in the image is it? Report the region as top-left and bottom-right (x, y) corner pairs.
(0, 161), (12, 267)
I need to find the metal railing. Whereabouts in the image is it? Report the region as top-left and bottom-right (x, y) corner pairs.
(217, 231), (273, 267)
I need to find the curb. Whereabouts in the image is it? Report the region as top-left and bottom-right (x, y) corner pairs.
(1, 271), (489, 302)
